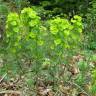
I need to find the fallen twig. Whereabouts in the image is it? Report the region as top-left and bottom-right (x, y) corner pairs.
(0, 90), (21, 95)
(0, 73), (7, 83)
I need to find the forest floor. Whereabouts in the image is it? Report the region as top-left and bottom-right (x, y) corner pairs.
(0, 50), (95, 96)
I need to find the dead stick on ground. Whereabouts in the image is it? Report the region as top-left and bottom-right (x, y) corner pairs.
(0, 90), (21, 94)
(0, 73), (7, 83)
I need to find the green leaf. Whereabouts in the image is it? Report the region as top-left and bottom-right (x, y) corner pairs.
(54, 39), (61, 45)
(11, 21), (17, 26)
(50, 26), (58, 35)
(13, 27), (19, 32)
(37, 40), (44, 46)
(29, 32), (36, 39)
(29, 20), (37, 27)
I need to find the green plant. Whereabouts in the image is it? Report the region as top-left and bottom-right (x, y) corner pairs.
(84, 0), (96, 50)
(5, 8), (83, 53)
(0, 2), (9, 40)
(2, 7), (83, 87)
(91, 69), (96, 95)
(48, 15), (82, 53)
(5, 7), (45, 76)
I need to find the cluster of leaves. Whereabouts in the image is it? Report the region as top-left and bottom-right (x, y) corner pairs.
(49, 15), (82, 49)
(0, 0), (30, 41)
